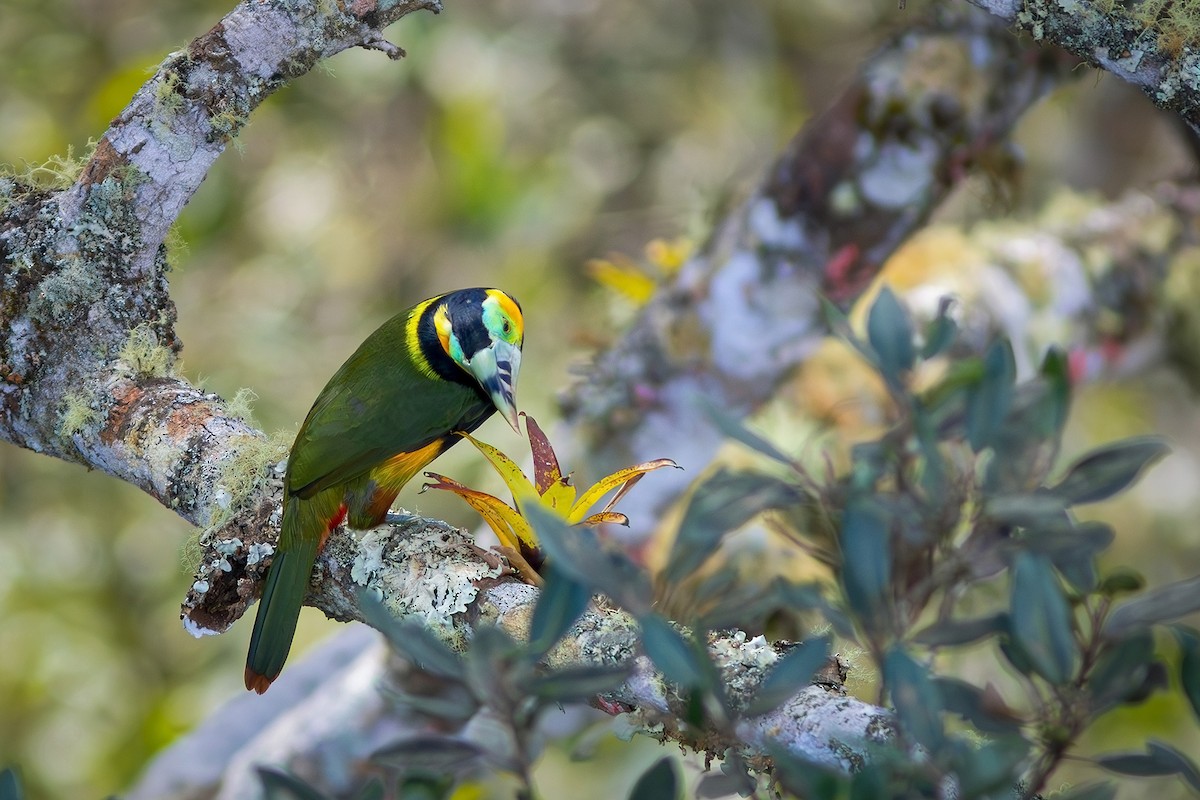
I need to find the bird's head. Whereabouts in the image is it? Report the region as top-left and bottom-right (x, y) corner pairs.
(434, 288), (524, 431)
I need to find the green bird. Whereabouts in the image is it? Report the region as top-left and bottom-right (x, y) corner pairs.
(245, 287), (524, 693)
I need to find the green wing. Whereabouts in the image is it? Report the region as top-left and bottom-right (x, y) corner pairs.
(286, 313), (491, 500)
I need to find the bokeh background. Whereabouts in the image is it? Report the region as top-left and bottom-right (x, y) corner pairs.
(2, 0), (1199, 797)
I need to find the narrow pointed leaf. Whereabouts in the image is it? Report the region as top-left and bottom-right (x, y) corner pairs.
(629, 758), (679, 800)
(580, 511), (629, 526)
(885, 647), (945, 753)
(1098, 740), (1200, 790)
(913, 613), (1008, 648)
(257, 767), (331, 800)
(840, 497), (891, 629)
(1050, 436), (1169, 506)
(966, 338), (1016, 452)
(933, 677), (1023, 734)
(640, 613), (706, 689)
(358, 592), (465, 680)
(370, 737), (487, 774)
(866, 286), (915, 387)
(528, 565), (591, 658)
(0, 769), (22, 800)
(527, 665), (630, 704)
(701, 396), (795, 465)
(745, 635), (830, 715)
(568, 459), (680, 523)
(1087, 630), (1156, 711)
(526, 503), (652, 614)
(1105, 576), (1200, 637)
(1174, 626), (1200, 724)
(459, 432), (540, 504)
(665, 469), (798, 585)
(921, 302), (958, 359)
(1010, 552), (1076, 684)
(423, 473), (533, 550)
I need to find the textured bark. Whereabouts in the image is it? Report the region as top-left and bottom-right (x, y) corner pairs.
(966, 0), (1200, 134)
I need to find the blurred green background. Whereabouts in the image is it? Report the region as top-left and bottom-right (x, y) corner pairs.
(2, 0), (1199, 797)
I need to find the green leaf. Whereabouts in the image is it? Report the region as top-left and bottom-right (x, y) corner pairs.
(1087, 630), (1156, 712)
(913, 613), (1008, 648)
(884, 647), (945, 753)
(371, 737), (487, 775)
(628, 757), (679, 800)
(390, 687), (479, 724)
(526, 503), (653, 615)
(640, 614), (707, 690)
(745, 635), (831, 716)
(966, 339), (1016, 451)
(700, 397), (795, 465)
(358, 591), (465, 680)
(839, 497), (892, 630)
(257, 767), (332, 800)
(1038, 346), (1072, 437)
(1050, 436), (1169, 506)
(0, 768), (22, 800)
(526, 665), (630, 704)
(767, 743), (847, 800)
(397, 776), (454, 800)
(984, 492), (1068, 528)
(1105, 576), (1200, 637)
(953, 735), (1030, 797)
(528, 564), (591, 659)
(933, 677), (1022, 735)
(920, 300), (958, 359)
(867, 286), (915, 387)
(1174, 626), (1200, 724)
(666, 469), (798, 586)
(1098, 741), (1200, 790)
(1098, 567), (1145, 595)
(1009, 552), (1077, 684)
(353, 778), (385, 800)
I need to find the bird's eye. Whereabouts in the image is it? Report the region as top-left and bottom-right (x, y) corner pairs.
(502, 320), (511, 334)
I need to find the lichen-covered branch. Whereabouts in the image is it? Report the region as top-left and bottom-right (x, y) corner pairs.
(153, 516), (891, 799)
(0, 0), (439, 531)
(558, 7), (1076, 535)
(966, 0), (1200, 133)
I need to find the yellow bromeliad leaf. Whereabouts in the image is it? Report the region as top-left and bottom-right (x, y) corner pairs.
(567, 458), (680, 524)
(422, 473), (536, 551)
(459, 432), (541, 506)
(587, 255), (656, 305)
(579, 511), (629, 527)
(644, 236), (692, 275)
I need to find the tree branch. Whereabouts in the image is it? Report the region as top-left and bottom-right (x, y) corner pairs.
(965, 0), (1200, 134)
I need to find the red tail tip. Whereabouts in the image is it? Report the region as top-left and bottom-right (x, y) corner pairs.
(244, 667), (274, 694)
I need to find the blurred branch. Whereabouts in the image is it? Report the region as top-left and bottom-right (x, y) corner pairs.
(965, 0), (1200, 135)
(559, 6), (1076, 535)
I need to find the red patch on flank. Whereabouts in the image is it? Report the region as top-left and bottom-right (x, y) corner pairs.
(317, 504), (348, 551)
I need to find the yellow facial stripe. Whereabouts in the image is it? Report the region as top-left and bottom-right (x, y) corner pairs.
(405, 295), (442, 380)
(486, 289), (524, 342)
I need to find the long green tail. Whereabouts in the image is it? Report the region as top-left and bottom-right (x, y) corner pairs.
(244, 533), (319, 694)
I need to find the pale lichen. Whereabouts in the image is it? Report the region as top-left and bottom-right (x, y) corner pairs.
(58, 391), (102, 438)
(117, 324), (177, 378)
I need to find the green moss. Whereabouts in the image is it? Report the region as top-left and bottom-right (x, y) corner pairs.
(58, 391), (101, 439)
(117, 324), (176, 378)
(153, 70), (185, 118)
